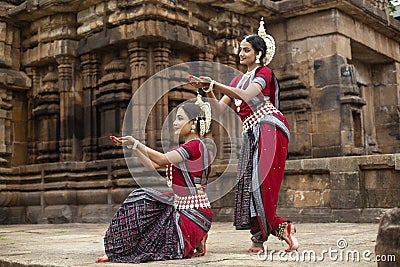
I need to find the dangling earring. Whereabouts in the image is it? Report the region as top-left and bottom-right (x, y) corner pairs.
(256, 52), (261, 64)
(191, 123), (196, 134)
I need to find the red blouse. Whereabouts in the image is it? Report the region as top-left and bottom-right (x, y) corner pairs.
(229, 66), (280, 121)
(168, 139), (210, 196)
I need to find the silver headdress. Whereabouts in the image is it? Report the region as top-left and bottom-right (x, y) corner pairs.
(195, 94), (212, 137)
(258, 17), (276, 66)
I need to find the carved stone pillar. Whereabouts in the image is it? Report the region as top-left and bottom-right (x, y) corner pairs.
(339, 64), (366, 155)
(218, 54), (241, 162)
(95, 50), (131, 159)
(193, 48), (220, 160)
(81, 53), (101, 161)
(25, 67), (40, 164)
(0, 89), (12, 166)
(56, 55), (82, 161)
(32, 66), (60, 163)
(192, 48), (215, 76)
(360, 84), (380, 154)
(128, 41), (149, 143)
(152, 42), (171, 149)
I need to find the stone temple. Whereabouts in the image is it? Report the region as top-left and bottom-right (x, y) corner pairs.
(0, 0), (399, 224)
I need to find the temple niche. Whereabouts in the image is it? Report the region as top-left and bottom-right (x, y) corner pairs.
(0, 0), (399, 224)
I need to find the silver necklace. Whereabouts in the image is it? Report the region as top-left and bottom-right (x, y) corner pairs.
(166, 164), (173, 187)
(234, 69), (256, 112)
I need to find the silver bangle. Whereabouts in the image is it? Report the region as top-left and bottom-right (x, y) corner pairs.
(204, 80), (215, 93)
(127, 139), (140, 150)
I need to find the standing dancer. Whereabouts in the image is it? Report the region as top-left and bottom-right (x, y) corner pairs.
(189, 18), (299, 253)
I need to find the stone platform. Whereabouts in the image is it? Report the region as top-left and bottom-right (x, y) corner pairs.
(0, 222), (393, 267)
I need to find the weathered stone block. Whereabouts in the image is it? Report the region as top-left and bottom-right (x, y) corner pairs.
(375, 207), (400, 267)
(79, 204), (112, 223)
(378, 86), (398, 107)
(375, 170), (400, 189)
(277, 207), (302, 222)
(364, 170), (378, 189)
(19, 192), (41, 206)
(0, 22), (7, 42)
(366, 189), (400, 208)
(286, 174), (308, 190)
(321, 189), (330, 206)
(286, 174), (329, 191)
(300, 207), (333, 222)
(288, 39), (308, 63)
(211, 207), (234, 222)
(294, 191), (321, 207)
(287, 10), (338, 41)
(312, 146), (342, 158)
(314, 110), (341, 133)
(312, 132), (340, 147)
(26, 206), (43, 224)
(269, 23), (285, 44)
(44, 205), (77, 223)
(76, 190), (108, 204)
(278, 190), (294, 208)
(332, 208), (362, 222)
(331, 172), (360, 190)
(288, 133), (311, 156)
(307, 34), (351, 60)
(0, 207), (26, 224)
(305, 158), (328, 172)
(395, 153), (400, 171)
(0, 191), (19, 206)
(360, 208), (388, 223)
(310, 174), (330, 190)
(314, 55), (345, 88)
(44, 190), (77, 205)
(330, 190), (363, 209)
(329, 157), (360, 172)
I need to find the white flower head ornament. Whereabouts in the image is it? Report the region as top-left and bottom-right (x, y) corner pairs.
(258, 17), (276, 66)
(195, 93), (212, 137)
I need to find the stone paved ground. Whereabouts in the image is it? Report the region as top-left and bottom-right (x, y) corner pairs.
(0, 222), (392, 267)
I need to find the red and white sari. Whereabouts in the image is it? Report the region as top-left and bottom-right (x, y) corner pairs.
(230, 66), (290, 242)
(103, 139), (212, 263)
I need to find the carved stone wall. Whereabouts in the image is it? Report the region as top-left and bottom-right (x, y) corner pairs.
(0, 0), (399, 224)
(272, 5), (400, 158)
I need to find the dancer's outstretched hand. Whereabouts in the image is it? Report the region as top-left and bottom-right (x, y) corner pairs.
(109, 136), (135, 146)
(188, 75), (211, 89)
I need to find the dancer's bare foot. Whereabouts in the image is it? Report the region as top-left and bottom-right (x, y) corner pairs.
(95, 255), (109, 263)
(279, 222), (299, 252)
(194, 234), (208, 257)
(247, 241), (264, 253)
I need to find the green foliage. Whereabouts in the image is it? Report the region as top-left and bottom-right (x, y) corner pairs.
(388, 0), (398, 13)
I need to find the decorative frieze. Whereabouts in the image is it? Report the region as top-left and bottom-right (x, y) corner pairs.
(56, 55), (81, 161)
(127, 41), (149, 143)
(32, 65), (60, 163)
(151, 42), (171, 149)
(81, 53), (101, 161)
(0, 89), (12, 166)
(25, 67), (39, 164)
(95, 50), (131, 159)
